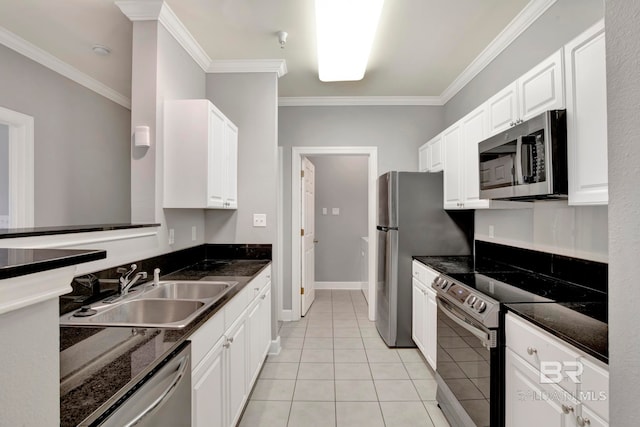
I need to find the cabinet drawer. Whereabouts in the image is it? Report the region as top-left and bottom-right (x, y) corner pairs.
(190, 311), (224, 369)
(580, 357), (609, 421)
(412, 261), (438, 287)
(506, 313), (580, 393)
(248, 265), (271, 301)
(224, 285), (250, 330)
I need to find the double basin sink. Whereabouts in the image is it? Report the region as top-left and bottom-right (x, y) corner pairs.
(60, 280), (238, 328)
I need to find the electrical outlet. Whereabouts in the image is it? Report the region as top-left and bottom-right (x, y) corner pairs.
(332, 208), (340, 215)
(168, 228), (175, 245)
(253, 214), (267, 227)
(192, 226), (197, 241)
(489, 225), (495, 238)
(322, 208), (327, 215)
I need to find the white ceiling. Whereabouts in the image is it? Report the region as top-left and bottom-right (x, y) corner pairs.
(0, 0), (532, 101)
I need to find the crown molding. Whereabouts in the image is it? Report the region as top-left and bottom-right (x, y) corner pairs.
(0, 26), (131, 109)
(440, 0), (558, 104)
(117, 0), (212, 71)
(208, 59), (288, 78)
(278, 96), (443, 107)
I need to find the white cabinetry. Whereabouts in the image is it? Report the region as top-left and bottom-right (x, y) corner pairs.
(411, 261), (438, 370)
(488, 50), (565, 136)
(505, 313), (609, 427)
(164, 99), (238, 209)
(190, 265), (272, 427)
(418, 135), (443, 172)
(565, 20), (608, 205)
(443, 106), (491, 210)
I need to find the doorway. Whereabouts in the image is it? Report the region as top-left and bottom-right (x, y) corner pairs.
(290, 146), (377, 321)
(0, 106), (34, 228)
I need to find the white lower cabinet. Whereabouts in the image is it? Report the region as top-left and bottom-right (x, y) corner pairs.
(411, 261), (438, 370)
(191, 265), (272, 427)
(505, 313), (609, 427)
(192, 337), (225, 427)
(505, 349), (579, 427)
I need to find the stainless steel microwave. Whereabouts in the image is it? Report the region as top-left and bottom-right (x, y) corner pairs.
(478, 110), (567, 200)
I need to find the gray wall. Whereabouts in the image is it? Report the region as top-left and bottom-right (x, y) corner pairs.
(0, 44), (131, 227)
(606, 0), (640, 424)
(279, 105), (444, 309)
(309, 155), (368, 282)
(0, 124), (7, 216)
(444, 0), (604, 127)
(204, 72), (279, 339)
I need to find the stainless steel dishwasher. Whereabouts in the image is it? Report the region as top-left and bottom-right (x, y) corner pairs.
(80, 341), (191, 427)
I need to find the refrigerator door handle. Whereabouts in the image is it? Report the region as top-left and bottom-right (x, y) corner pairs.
(376, 226), (398, 232)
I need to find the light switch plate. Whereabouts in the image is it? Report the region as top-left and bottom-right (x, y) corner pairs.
(168, 228), (175, 245)
(322, 208), (327, 215)
(253, 214), (267, 227)
(332, 208), (340, 215)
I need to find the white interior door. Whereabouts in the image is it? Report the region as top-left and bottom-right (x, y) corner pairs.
(300, 157), (316, 316)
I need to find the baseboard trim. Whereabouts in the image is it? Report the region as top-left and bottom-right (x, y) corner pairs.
(268, 336), (281, 356)
(280, 309), (293, 322)
(315, 281), (365, 290)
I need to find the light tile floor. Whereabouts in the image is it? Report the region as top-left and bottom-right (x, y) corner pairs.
(238, 289), (451, 427)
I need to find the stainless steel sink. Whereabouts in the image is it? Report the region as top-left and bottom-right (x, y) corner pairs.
(143, 281), (233, 300)
(60, 280), (238, 328)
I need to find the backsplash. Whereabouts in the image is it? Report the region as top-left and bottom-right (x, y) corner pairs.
(475, 201), (608, 263)
(476, 240), (607, 294)
(59, 244), (272, 315)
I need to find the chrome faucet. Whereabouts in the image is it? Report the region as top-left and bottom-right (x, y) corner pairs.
(117, 264), (148, 296)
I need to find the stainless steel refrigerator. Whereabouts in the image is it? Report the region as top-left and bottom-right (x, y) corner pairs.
(376, 171), (473, 347)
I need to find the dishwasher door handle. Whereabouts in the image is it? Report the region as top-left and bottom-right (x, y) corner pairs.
(123, 354), (190, 427)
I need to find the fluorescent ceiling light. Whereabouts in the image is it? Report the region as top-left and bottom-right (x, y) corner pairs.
(315, 0), (385, 82)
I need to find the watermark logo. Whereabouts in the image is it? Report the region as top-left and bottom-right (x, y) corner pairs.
(540, 361), (583, 384)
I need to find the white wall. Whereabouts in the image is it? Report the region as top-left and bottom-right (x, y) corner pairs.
(606, 0), (640, 424)
(475, 202), (608, 262)
(309, 155), (368, 282)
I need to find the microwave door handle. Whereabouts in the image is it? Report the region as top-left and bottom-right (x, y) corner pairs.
(514, 136), (524, 185)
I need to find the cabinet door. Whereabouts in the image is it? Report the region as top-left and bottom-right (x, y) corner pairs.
(418, 143), (430, 172)
(518, 49), (565, 121)
(193, 337), (225, 427)
(461, 106), (490, 209)
(429, 135), (444, 172)
(487, 82), (519, 136)
(247, 284), (271, 389)
(442, 124), (463, 209)
(207, 106), (227, 208)
(412, 278), (426, 354)
(223, 122), (238, 209)
(565, 21), (608, 205)
(579, 405), (608, 427)
(505, 349), (578, 427)
(425, 288), (437, 371)
(226, 316), (248, 427)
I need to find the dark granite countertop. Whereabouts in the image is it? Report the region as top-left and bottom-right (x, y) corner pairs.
(505, 302), (608, 364)
(0, 248), (106, 279)
(0, 223), (159, 239)
(60, 258), (270, 427)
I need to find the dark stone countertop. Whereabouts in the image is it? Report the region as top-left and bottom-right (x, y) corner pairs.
(0, 223), (159, 240)
(505, 302), (608, 364)
(59, 258), (270, 427)
(0, 248), (106, 280)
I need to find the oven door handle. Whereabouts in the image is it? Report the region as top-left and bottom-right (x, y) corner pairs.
(436, 296), (496, 349)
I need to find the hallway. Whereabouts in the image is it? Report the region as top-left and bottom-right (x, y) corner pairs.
(239, 289), (451, 426)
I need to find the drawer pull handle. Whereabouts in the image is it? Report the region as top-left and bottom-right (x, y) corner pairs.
(577, 416), (591, 426)
(526, 347), (537, 356)
(227, 337), (234, 344)
(254, 287), (260, 291)
(561, 404), (574, 415)
(261, 294), (267, 300)
(223, 342), (230, 348)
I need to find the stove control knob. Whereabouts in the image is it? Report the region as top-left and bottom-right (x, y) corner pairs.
(441, 280), (450, 291)
(476, 301), (487, 313)
(467, 296), (477, 306)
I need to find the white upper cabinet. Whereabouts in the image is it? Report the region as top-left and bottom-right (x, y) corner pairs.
(565, 20), (608, 205)
(418, 134), (443, 173)
(488, 50), (565, 136)
(164, 99), (238, 209)
(443, 105), (491, 210)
